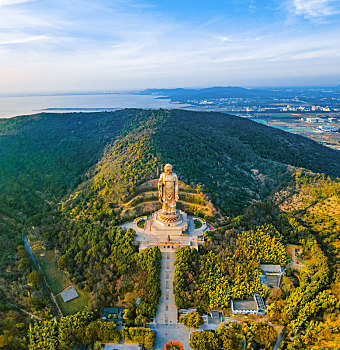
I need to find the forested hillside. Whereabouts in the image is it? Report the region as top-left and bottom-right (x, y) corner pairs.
(0, 110), (148, 349)
(0, 111), (132, 270)
(61, 109), (340, 225)
(0, 109), (339, 349)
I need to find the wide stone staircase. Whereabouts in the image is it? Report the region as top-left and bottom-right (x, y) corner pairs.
(156, 251), (177, 324)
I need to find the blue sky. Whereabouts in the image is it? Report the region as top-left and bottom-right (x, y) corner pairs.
(0, 0), (339, 93)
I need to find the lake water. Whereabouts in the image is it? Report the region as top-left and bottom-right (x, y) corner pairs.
(0, 93), (189, 119)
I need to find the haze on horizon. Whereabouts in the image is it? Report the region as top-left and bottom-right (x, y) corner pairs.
(0, 0), (340, 94)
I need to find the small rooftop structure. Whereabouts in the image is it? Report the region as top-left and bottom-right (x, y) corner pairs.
(209, 310), (222, 319)
(260, 264), (284, 288)
(178, 308), (197, 320)
(179, 308), (210, 325)
(102, 307), (125, 325)
(259, 264), (282, 273)
(231, 294), (266, 315)
(207, 310), (222, 325)
(60, 286), (79, 303)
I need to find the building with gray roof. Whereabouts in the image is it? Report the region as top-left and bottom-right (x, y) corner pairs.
(60, 286), (79, 302)
(259, 264), (284, 287)
(231, 294), (266, 315)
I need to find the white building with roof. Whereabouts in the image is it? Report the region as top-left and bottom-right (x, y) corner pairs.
(231, 294), (266, 315)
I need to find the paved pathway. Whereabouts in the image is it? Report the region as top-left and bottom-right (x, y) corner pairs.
(119, 217), (206, 349)
(274, 326), (286, 350)
(156, 251), (177, 325)
(149, 324), (191, 350)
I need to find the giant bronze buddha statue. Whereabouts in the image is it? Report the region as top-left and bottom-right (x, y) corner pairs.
(157, 164), (180, 222)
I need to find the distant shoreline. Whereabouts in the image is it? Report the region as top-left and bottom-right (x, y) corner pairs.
(0, 91), (125, 98)
(0, 93), (190, 119)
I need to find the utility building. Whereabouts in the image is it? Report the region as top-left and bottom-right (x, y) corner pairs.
(231, 294), (266, 315)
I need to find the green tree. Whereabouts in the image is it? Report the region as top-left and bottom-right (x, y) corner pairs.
(17, 245), (29, 259)
(189, 331), (219, 350)
(96, 322), (120, 343)
(18, 258), (33, 273)
(221, 329), (242, 350)
(267, 300), (287, 325)
(255, 323), (277, 349)
(121, 327), (155, 349)
(180, 311), (204, 329)
(27, 271), (43, 287)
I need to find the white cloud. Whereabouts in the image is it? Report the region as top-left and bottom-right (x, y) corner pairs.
(212, 32), (340, 64)
(0, 0), (33, 6)
(290, 47), (340, 59)
(0, 0), (339, 92)
(0, 34), (49, 45)
(293, 0), (338, 18)
(217, 36), (232, 42)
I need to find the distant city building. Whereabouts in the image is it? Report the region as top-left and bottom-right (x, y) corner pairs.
(282, 105), (295, 111)
(281, 105), (308, 112)
(311, 106), (331, 112)
(317, 126), (340, 132)
(231, 294), (266, 315)
(306, 117), (324, 123)
(199, 100), (213, 105)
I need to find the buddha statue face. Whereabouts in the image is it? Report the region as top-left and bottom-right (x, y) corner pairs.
(164, 164), (173, 175)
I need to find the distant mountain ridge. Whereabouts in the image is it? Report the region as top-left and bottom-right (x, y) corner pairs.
(140, 85), (340, 101)
(140, 86), (271, 100)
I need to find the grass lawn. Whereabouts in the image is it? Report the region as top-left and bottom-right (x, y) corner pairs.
(167, 345), (181, 350)
(194, 219), (202, 229)
(30, 239), (89, 315)
(137, 220), (146, 229)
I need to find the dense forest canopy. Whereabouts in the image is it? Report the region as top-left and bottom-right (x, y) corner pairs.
(58, 109), (340, 226)
(0, 109), (339, 349)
